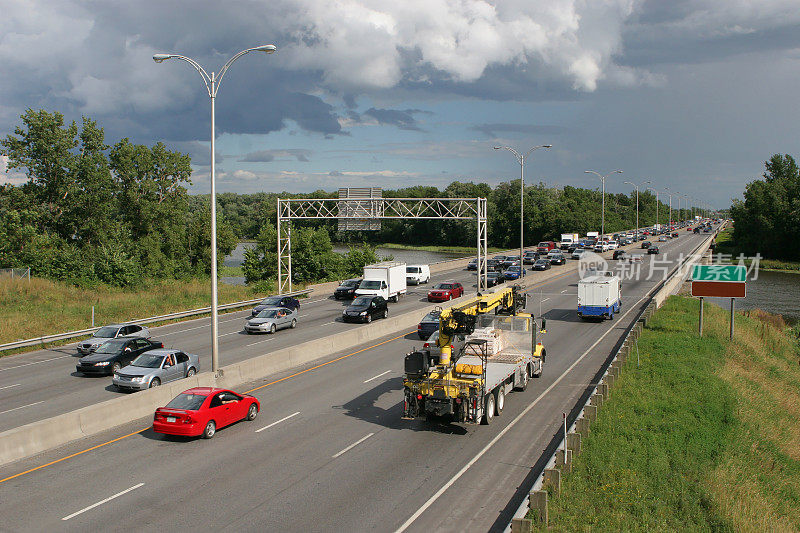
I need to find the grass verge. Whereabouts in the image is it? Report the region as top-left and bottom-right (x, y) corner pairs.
(531, 295), (800, 531)
(0, 277), (260, 351)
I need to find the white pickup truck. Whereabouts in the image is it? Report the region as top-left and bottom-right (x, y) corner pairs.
(355, 261), (407, 302)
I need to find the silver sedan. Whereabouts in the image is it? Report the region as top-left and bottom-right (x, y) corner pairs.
(112, 349), (200, 391)
(244, 306), (298, 334)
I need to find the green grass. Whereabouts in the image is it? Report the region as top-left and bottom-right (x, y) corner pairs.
(531, 295), (800, 531)
(219, 265), (244, 277)
(0, 277), (262, 352)
(715, 228), (800, 273)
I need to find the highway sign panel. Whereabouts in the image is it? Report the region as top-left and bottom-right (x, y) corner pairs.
(692, 265), (746, 282)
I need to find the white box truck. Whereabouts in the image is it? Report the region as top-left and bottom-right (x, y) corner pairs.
(560, 233), (579, 250)
(356, 261), (407, 302)
(577, 273), (621, 320)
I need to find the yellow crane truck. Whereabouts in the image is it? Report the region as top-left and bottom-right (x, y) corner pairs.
(402, 286), (546, 425)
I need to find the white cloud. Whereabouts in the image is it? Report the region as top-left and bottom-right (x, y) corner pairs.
(0, 155), (28, 185)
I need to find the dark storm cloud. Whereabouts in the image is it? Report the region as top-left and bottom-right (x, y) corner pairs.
(362, 108), (432, 131)
(239, 149), (312, 162)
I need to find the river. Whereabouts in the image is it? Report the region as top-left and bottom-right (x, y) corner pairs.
(222, 242), (469, 286)
(707, 270), (800, 325)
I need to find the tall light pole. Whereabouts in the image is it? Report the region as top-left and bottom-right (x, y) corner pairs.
(585, 170), (622, 239)
(494, 144), (552, 270)
(154, 44), (277, 373)
(682, 195), (689, 223)
(664, 188), (673, 228)
(647, 187), (661, 230)
(624, 179), (650, 239)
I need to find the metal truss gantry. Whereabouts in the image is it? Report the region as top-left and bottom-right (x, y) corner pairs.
(277, 197), (488, 294)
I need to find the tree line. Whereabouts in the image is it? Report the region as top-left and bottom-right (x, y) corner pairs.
(730, 154), (800, 261)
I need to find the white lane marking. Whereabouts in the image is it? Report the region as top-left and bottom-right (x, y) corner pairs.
(561, 289), (567, 293)
(0, 401), (44, 416)
(245, 337), (276, 347)
(333, 433), (375, 458)
(364, 370), (391, 383)
(218, 331), (241, 337)
(62, 483), (144, 521)
(256, 412), (300, 433)
(541, 297), (550, 302)
(0, 356), (70, 373)
(0, 383), (21, 391)
(395, 291), (648, 533)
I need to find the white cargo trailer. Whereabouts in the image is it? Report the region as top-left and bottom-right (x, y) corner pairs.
(577, 273), (621, 320)
(356, 261), (407, 302)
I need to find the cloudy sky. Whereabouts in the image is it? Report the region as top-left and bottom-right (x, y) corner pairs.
(2, 0), (800, 208)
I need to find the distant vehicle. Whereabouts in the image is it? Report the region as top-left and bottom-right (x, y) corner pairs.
(244, 306), (298, 334)
(672, 232), (679, 238)
(694, 227), (701, 234)
(467, 258), (478, 271)
(356, 261), (407, 302)
(485, 271), (503, 287)
(594, 242), (609, 252)
(500, 257), (518, 269)
(153, 388), (260, 439)
(537, 241), (556, 254)
(428, 281), (464, 302)
(113, 349), (200, 391)
(659, 235), (668, 241)
(334, 278), (362, 300)
(578, 273), (622, 320)
(342, 295), (388, 323)
(78, 324), (151, 355)
(523, 251), (539, 264)
(571, 248), (587, 260)
(532, 259), (552, 271)
(606, 240), (619, 250)
(547, 251), (566, 265)
(560, 233), (579, 250)
(493, 254), (511, 262)
(648, 246), (660, 255)
(486, 259), (503, 272)
(586, 231), (599, 241)
(502, 265), (526, 280)
(641, 241), (652, 249)
(612, 250), (628, 260)
(417, 310), (441, 340)
(76, 337), (163, 376)
(252, 295), (300, 316)
(406, 264), (430, 285)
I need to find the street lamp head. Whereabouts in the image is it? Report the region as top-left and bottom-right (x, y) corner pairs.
(152, 54), (173, 63)
(543, 144), (553, 148)
(254, 44), (277, 54)
(493, 146), (502, 150)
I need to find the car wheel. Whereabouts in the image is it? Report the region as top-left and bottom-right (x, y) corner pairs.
(149, 378), (160, 388)
(290, 319), (297, 329)
(270, 323), (277, 334)
(481, 394), (495, 425)
(111, 362), (121, 374)
(495, 387), (505, 415)
(365, 314), (372, 324)
(202, 420), (216, 439)
(246, 403), (258, 421)
(187, 367), (196, 377)
(382, 308), (388, 319)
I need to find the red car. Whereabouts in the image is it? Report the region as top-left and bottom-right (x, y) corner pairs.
(153, 387), (260, 439)
(427, 281), (464, 302)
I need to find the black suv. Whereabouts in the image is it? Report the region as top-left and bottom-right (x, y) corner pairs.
(342, 295), (388, 323)
(334, 278), (362, 299)
(76, 337), (164, 376)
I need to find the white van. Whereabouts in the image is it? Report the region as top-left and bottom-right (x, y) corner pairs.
(406, 264), (430, 285)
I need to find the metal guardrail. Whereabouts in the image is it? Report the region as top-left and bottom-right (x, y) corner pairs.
(0, 288), (313, 353)
(502, 227), (721, 530)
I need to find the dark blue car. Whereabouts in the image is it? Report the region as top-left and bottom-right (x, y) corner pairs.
(417, 310), (441, 340)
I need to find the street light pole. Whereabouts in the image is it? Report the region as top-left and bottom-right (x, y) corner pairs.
(585, 170), (622, 239)
(494, 144), (552, 270)
(664, 188), (673, 228)
(647, 187), (660, 230)
(624, 180), (651, 239)
(154, 44), (277, 374)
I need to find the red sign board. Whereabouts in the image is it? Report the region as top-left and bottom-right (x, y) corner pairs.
(691, 281), (746, 298)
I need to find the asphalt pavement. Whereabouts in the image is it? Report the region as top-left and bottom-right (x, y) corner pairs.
(0, 230), (712, 532)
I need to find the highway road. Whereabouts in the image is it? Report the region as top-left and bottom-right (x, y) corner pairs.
(0, 230), (712, 532)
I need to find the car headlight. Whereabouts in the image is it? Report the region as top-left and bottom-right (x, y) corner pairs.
(95, 361), (110, 366)
(131, 376), (145, 383)
(342, 310), (347, 315)
(360, 311), (367, 316)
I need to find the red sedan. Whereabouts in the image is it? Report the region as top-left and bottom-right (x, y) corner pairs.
(153, 387), (260, 439)
(427, 281), (464, 302)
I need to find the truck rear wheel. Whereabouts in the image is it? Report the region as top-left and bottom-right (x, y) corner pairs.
(481, 394), (495, 425)
(495, 387), (505, 415)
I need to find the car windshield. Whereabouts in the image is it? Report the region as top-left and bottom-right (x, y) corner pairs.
(422, 311), (440, 322)
(166, 393), (207, 411)
(341, 280), (359, 288)
(406, 267), (420, 273)
(131, 353), (165, 368)
(352, 297), (372, 306)
(256, 310), (278, 318)
(260, 297), (282, 306)
(433, 283), (451, 290)
(360, 280), (381, 289)
(535, 260), (548, 265)
(507, 266), (520, 272)
(537, 242), (549, 247)
(94, 326), (119, 338)
(574, 249), (584, 253)
(94, 339), (127, 354)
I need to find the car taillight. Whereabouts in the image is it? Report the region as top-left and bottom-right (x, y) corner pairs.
(417, 394), (423, 400)
(183, 416), (194, 424)
(417, 325), (422, 329)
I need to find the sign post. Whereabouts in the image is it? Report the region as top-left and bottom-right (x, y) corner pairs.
(691, 265), (746, 340)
